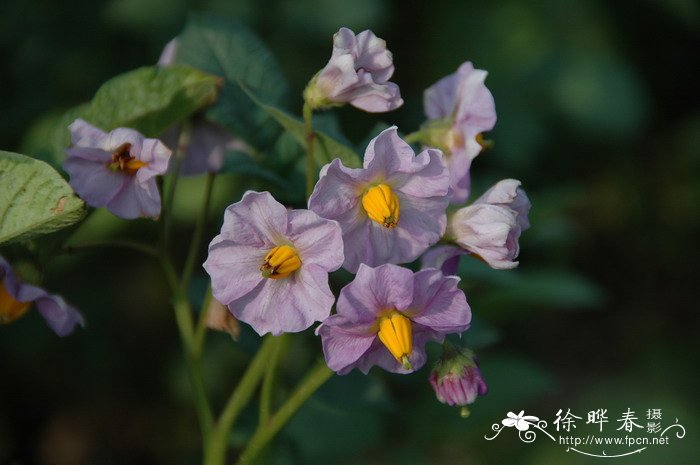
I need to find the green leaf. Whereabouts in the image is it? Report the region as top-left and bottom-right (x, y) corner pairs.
(175, 14), (289, 151)
(0, 151), (86, 245)
(260, 103), (362, 169)
(234, 80), (361, 169)
(21, 65), (221, 167)
(84, 64), (221, 137)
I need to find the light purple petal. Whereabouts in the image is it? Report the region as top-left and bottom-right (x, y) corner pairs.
(230, 264), (334, 336)
(474, 179), (531, 231)
(286, 210), (344, 270)
(64, 157), (126, 208)
(35, 294), (85, 337)
(421, 245), (467, 276)
(308, 158), (368, 220)
(336, 263), (414, 319)
(408, 269), (471, 333)
(68, 119), (107, 146)
(313, 28), (402, 112)
(135, 138), (171, 180)
(157, 38), (178, 66)
(317, 318), (376, 374)
(450, 204), (520, 269)
(362, 127), (417, 175)
(445, 148), (473, 204)
(203, 241), (266, 304)
(391, 148), (450, 198)
(1, 256), (84, 336)
(106, 177), (161, 219)
(219, 191), (289, 247)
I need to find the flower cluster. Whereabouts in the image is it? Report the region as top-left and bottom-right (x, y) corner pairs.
(54, 27), (531, 417)
(200, 28), (531, 398)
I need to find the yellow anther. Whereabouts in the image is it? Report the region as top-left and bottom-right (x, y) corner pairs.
(260, 245), (302, 279)
(377, 311), (413, 369)
(0, 281), (31, 324)
(476, 133), (493, 151)
(107, 143), (149, 175)
(361, 184), (400, 228)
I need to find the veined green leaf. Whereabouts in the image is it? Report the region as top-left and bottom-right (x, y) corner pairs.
(0, 151), (86, 245)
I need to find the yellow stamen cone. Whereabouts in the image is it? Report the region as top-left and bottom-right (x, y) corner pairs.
(0, 282), (31, 324)
(361, 184), (400, 228)
(260, 245), (302, 279)
(377, 311), (413, 369)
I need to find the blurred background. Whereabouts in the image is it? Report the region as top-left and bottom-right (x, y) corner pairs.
(1, 0), (698, 464)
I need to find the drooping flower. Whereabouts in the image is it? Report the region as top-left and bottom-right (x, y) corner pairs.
(0, 256), (84, 336)
(317, 263), (471, 375)
(157, 38), (247, 176)
(447, 179), (531, 269)
(159, 120), (246, 175)
(422, 61), (497, 203)
(429, 342), (487, 417)
(308, 127), (451, 273)
(64, 119), (171, 219)
(304, 27), (403, 112)
(203, 191), (344, 336)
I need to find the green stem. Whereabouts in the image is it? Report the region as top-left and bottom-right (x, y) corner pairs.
(303, 102), (316, 198)
(258, 334), (288, 426)
(193, 285), (213, 359)
(403, 130), (423, 145)
(161, 121), (191, 255)
(162, 254), (214, 444)
(204, 336), (278, 465)
(181, 172), (216, 290)
(235, 360), (333, 465)
(173, 293), (214, 440)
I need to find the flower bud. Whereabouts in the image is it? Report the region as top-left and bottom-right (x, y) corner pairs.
(429, 343), (487, 417)
(304, 28), (403, 112)
(447, 179), (530, 269)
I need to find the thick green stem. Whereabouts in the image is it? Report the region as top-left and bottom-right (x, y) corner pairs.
(235, 360), (334, 465)
(303, 102), (316, 198)
(258, 334), (288, 426)
(181, 172), (216, 290)
(204, 336), (277, 465)
(173, 293), (214, 440)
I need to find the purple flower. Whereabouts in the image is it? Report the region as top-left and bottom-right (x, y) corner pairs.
(0, 256), (84, 336)
(157, 39), (246, 176)
(159, 121), (246, 175)
(317, 264), (471, 375)
(203, 191), (344, 336)
(309, 127), (451, 273)
(64, 119), (171, 219)
(304, 27), (403, 112)
(447, 179), (531, 269)
(429, 343), (487, 416)
(423, 62), (497, 203)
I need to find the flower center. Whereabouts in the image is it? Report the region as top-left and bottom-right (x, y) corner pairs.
(362, 184), (400, 228)
(260, 245), (302, 279)
(107, 143), (148, 175)
(377, 311), (413, 370)
(0, 281), (31, 324)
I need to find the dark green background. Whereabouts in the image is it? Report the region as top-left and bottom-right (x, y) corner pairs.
(1, 0), (698, 464)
